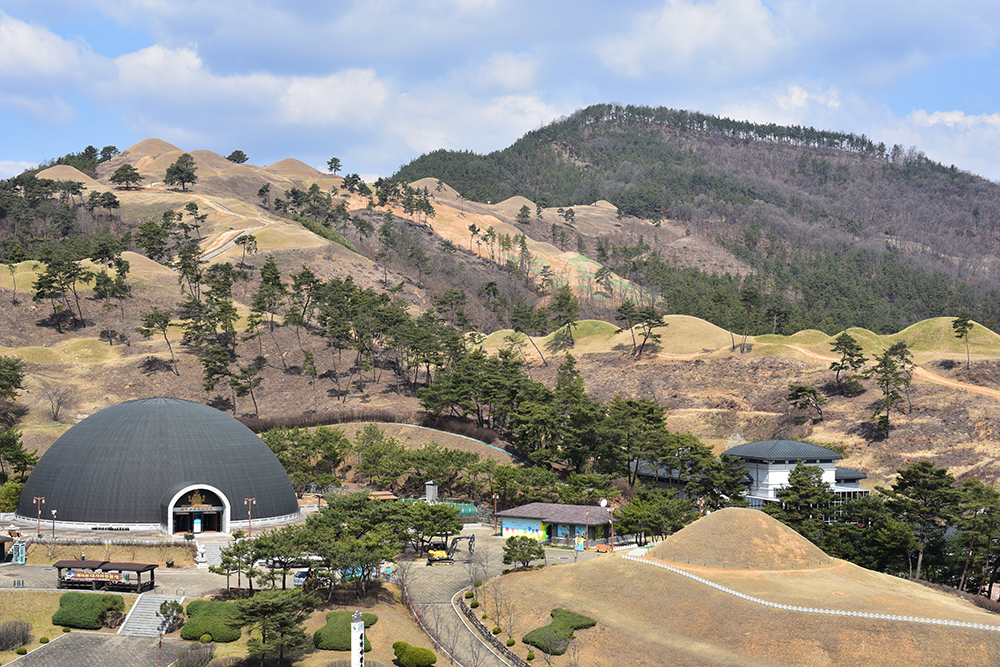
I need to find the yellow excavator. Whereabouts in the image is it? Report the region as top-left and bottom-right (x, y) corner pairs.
(426, 534), (476, 566)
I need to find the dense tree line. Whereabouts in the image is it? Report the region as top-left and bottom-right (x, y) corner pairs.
(767, 459), (1000, 594)
(394, 102), (1000, 334)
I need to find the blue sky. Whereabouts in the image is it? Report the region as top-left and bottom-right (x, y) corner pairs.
(3, 0), (1000, 182)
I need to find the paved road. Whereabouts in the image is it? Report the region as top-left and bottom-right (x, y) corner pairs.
(401, 526), (600, 667)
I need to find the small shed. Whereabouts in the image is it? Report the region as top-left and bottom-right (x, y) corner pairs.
(54, 560), (158, 593)
(495, 503), (613, 547)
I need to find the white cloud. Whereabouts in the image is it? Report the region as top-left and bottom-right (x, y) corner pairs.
(889, 109), (1000, 179)
(599, 0), (780, 79)
(384, 91), (564, 163)
(280, 70), (392, 126)
(479, 52), (537, 91)
(0, 92), (76, 124)
(0, 13), (91, 79)
(0, 160), (37, 179)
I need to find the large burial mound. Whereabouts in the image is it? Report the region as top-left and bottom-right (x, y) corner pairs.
(649, 507), (834, 569)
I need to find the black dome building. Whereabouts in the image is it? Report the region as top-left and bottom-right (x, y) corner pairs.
(16, 397), (298, 534)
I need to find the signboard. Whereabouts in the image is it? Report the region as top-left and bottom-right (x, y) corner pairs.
(65, 570), (131, 583)
(575, 537), (584, 551)
(193, 518), (202, 534)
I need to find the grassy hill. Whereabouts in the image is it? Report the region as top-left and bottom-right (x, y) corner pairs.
(487, 510), (1000, 666)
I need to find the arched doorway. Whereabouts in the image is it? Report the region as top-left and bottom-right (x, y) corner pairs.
(162, 484), (231, 534)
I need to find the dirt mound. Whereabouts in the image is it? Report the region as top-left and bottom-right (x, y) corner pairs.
(190, 149), (243, 174)
(264, 158), (324, 179)
(125, 138), (183, 158)
(35, 165), (106, 190)
(650, 508), (834, 570)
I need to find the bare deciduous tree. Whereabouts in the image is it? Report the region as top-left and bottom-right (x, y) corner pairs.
(40, 384), (76, 422)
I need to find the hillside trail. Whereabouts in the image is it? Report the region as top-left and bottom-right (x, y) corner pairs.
(787, 344), (1000, 402)
(146, 185), (272, 261)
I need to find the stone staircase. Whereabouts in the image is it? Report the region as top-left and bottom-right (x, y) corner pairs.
(118, 594), (185, 638)
(199, 541), (226, 567)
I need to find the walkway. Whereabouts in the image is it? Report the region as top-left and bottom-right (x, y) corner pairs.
(6, 632), (188, 667)
(118, 593), (185, 637)
(402, 526), (600, 667)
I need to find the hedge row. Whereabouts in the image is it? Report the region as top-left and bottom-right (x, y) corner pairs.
(521, 608), (596, 656)
(51, 593), (125, 630)
(313, 610), (377, 651)
(181, 600), (242, 643)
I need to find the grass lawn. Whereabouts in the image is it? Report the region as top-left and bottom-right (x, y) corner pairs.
(0, 590), (137, 663)
(170, 583), (436, 666)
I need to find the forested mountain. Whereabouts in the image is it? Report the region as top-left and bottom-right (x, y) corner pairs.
(395, 103), (1000, 334)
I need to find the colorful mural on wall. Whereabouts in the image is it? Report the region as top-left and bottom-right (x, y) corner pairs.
(502, 517), (545, 540)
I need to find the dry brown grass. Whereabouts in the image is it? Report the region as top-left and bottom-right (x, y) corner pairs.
(0, 590), (137, 663)
(650, 508), (833, 570)
(22, 542), (195, 568)
(487, 554), (1000, 667)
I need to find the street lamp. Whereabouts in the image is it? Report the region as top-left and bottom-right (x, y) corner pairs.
(244, 498), (256, 538)
(33, 496), (45, 537)
(492, 493), (499, 535)
(51, 509), (57, 540)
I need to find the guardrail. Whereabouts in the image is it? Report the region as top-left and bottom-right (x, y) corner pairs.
(456, 596), (529, 667)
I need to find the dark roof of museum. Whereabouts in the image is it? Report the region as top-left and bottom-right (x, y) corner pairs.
(496, 503), (613, 525)
(723, 440), (843, 462)
(17, 397), (297, 525)
(835, 467), (867, 481)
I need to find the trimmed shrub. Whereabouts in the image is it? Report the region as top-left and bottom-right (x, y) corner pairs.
(200, 634), (212, 643)
(492, 626), (502, 635)
(469, 600), (479, 608)
(62, 627), (71, 633)
(39, 637), (49, 644)
(16, 646), (28, 654)
(522, 608), (597, 656)
(181, 601), (241, 643)
(506, 638), (515, 647)
(464, 591), (474, 599)
(482, 613), (488, 619)
(0, 621), (32, 650)
(526, 651), (535, 661)
(313, 611), (377, 651)
(51, 593), (125, 630)
(392, 641), (437, 667)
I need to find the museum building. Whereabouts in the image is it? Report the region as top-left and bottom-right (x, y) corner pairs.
(15, 397), (299, 534)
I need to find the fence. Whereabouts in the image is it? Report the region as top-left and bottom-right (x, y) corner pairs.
(456, 594), (528, 667)
(399, 581), (466, 667)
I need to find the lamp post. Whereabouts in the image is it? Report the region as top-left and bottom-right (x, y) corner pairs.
(585, 508), (590, 551)
(492, 493), (499, 535)
(51, 509), (57, 540)
(244, 498), (256, 538)
(34, 496), (45, 537)
(609, 507), (615, 553)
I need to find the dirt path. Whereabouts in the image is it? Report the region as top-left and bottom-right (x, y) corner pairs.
(146, 186), (271, 261)
(787, 344), (1000, 402)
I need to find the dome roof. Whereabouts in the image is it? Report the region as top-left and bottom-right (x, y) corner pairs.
(17, 398), (297, 526)
(723, 439), (842, 461)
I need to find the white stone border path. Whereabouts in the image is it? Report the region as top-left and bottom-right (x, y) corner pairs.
(623, 550), (1000, 632)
